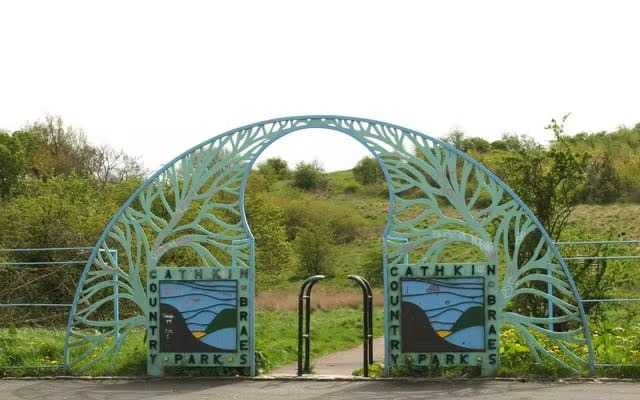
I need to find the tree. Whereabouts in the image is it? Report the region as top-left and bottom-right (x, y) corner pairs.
(578, 152), (622, 204)
(92, 145), (144, 185)
(12, 116), (95, 178)
(496, 115), (588, 243)
(494, 115), (589, 317)
(0, 132), (24, 199)
(292, 160), (327, 191)
(245, 193), (293, 286)
(0, 176), (138, 312)
(10, 116), (144, 183)
(257, 157), (290, 181)
(352, 157), (383, 185)
(360, 245), (384, 287)
(294, 225), (333, 277)
(460, 137), (491, 153)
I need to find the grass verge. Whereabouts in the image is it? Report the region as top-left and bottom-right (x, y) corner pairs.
(0, 307), (382, 377)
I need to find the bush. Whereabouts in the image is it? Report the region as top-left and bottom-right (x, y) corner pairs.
(352, 157), (383, 186)
(280, 199), (365, 244)
(343, 184), (359, 194)
(329, 211), (363, 245)
(360, 246), (384, 287)
(257, 157), (290, 181)
(245, 194), (293, 286)
(292, 161), (327, 191)
(578, 153), (622, 204)
(294, 225), (333, 277)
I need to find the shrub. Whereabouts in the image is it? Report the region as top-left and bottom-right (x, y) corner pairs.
(292, 161), (327, 191)
(329, 211), (363, 245)
(281, 199), (365, 244)
(294, 225), (334, 277)
(343, 184), (359, 194)
(578, 153), (622, 204)
(352, 157), (383, 186)
(257, 157), (290, 181)
(280, 200), (316, 241)
(360, 246), (384, 287)
(245, 194), (293, 286)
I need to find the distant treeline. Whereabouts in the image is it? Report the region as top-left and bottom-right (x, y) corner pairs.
(446, 121), (640, 204)
(0, 115), (638, 324)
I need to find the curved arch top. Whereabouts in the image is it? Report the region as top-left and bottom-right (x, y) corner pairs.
(64, 115), (595, 375)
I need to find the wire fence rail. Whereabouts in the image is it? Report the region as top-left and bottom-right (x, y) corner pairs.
(0, 246), (118, 373)
(557, 239), (640, 370)
(1, 242), (639, 375)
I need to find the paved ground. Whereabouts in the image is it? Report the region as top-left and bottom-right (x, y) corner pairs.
(5, 340), (639, 399)
(272, 337), (385, 376)
(2, 379), (640, 400)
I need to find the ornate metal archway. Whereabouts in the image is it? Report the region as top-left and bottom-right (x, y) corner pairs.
(64, 116), (594, 376)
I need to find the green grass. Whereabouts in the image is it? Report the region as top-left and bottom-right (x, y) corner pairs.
(0, 307), (382, 377)
(4, 168), (640, 378)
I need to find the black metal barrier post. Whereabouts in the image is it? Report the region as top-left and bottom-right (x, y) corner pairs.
(297, 274), (325, 376)
(347, 275), (373, 377)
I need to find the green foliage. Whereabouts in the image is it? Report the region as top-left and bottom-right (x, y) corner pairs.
(0, 176), (141, 322)
(278, 197), (366, 245)
(2, 116), (144, 187)
(492, 116), (589, 315)
(294, 225), (334, 277)
(352, 157), (383, 185)
(442, 130), (492, 154)
(0, 328), (68, 377)
(561, 122), (640, 202)
(0, 132), (25, 199)
(292, 160), (327, 191)
(257, 157), (290, 181)
(245, 194), (293, 287)
(3, 114), (640, 378)
(0, 308), (384, 377)
(491, 133), (541, 152)
(579, 153), (623, 204)
(352, 362), (384, 377)
(442, 129), (465, 148)
(359, 245), (384, 287)
(0, 116), (144, 326)
(494, 116), (588, 242)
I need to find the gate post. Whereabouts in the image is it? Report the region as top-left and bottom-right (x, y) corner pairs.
(347, 275), (373, 377)
(297, 275), (325, 375)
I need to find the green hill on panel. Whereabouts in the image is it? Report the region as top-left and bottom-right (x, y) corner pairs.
(450, 306), (484, 333)
(205, 308), (237, 334)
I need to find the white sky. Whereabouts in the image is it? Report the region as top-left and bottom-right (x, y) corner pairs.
(1, 1), (639, 172)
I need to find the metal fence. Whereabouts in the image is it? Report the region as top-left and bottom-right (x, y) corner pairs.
(0, 247), (117, 372)
(1, 242), (639, 374)
(557, 240), (640, 370)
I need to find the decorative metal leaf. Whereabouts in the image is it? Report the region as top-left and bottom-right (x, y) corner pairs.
(65, 116), (593, 373)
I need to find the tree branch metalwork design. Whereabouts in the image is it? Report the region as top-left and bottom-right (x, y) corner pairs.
(64, 116), (594, 373)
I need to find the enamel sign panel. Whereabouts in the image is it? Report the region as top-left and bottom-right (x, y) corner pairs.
(386, 263), (499, 376)
(147, 267), (253, 376)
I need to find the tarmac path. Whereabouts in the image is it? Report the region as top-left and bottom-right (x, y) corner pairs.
(2, 378), (639, 400)
(271, 337), (385, 376)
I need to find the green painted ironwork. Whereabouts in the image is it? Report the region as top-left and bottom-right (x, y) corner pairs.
(63, 115), (595, 375)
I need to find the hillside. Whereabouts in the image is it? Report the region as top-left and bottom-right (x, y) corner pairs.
(245, 166), (640, 292)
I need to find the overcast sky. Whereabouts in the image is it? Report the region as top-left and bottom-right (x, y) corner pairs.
(1, 1), (639, 172)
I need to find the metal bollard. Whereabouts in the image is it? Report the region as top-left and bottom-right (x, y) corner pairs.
(297, 275), (325, 375)
(347, 274), (373, 377)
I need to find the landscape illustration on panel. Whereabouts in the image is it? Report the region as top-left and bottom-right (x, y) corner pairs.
(159, 280), (238, 353)
(401, 277), (485, 353)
